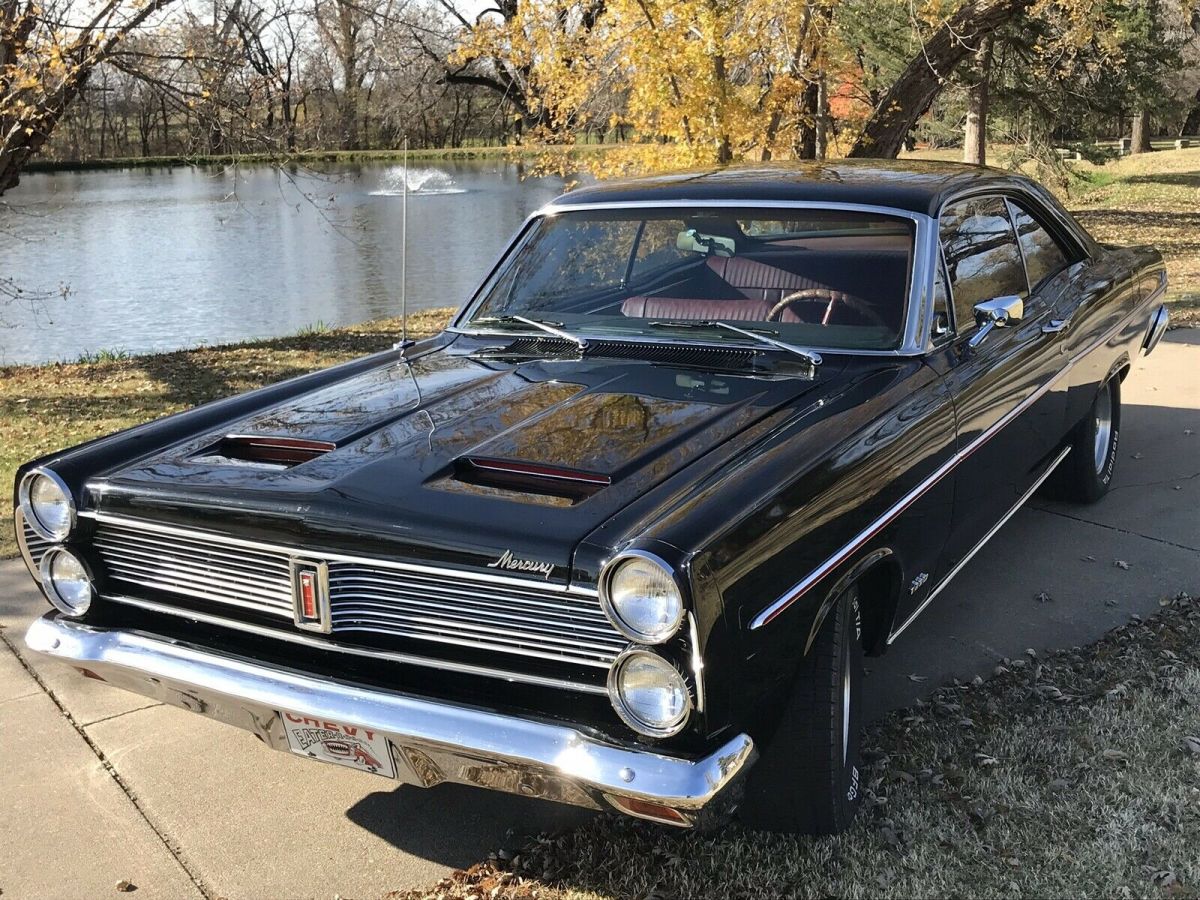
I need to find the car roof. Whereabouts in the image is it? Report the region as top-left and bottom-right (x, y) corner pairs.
(547, 159), (1028, 218)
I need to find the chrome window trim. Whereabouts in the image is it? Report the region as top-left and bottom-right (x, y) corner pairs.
(78, 510), (598, 597)
(98, 592), (610, 695)
(749, 287), (1160, 630)
(448, 199), (936, 357)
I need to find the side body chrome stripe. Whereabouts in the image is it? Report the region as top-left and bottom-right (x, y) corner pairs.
(749, 290), (1156, 630)
(886, 443), (1072, 642)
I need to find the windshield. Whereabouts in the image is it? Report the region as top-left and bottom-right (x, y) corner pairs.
(463, 206), (915, 351)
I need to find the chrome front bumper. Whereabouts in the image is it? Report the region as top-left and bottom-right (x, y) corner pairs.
(25, 615), (755, 826)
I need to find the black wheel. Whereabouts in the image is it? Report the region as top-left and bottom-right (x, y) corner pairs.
(739, 582), (865, 834)
(1044, 376), (1121, 504)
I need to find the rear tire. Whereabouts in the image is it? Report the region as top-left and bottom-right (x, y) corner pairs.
(739, 583), (865, 834)
(1044, 377), (1121, 504)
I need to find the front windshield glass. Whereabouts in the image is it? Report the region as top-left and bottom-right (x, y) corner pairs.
(464, 206), (915, 351)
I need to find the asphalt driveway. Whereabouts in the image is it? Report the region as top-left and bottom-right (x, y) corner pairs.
(1, 331), (1196, 900)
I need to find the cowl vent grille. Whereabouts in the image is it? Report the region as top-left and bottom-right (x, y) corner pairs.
(486, 337), (756, 369)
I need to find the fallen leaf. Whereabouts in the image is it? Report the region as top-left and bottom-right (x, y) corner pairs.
(1102, 748), (1128, 762)
(975, 752), (999, 767)
(1049, 777), (1071, 791)
(1132, 452), (1144, 459)
(1082, 554), (1096, 562)
(907, 674), (928, 683)
(1180, 736), (1200, 755)
(1114, 559), (1131, 570)
(115, 881), (136, 893)
(1036, 591), (1052, 603)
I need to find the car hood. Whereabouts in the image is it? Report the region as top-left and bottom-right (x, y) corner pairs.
(91, 345), (846, 580)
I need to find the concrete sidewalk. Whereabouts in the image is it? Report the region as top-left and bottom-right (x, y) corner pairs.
(1, 332), (1196, 900)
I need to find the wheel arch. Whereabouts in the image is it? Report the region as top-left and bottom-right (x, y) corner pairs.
(803, 548), (902, 659)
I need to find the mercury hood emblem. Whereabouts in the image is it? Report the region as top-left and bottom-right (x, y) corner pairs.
(487, 550), (554, 580)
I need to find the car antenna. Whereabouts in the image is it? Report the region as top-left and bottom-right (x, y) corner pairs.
(394, 135), (414, 355)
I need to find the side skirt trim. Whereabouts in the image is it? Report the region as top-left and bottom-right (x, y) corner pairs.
(886, 443), (1073, 644)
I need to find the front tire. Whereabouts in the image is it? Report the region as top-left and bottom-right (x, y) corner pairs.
(1045, 376), (1121, 504)
(739, 583), (865, 834)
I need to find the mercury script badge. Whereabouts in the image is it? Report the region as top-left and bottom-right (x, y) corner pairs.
(487, 549), (554, 579)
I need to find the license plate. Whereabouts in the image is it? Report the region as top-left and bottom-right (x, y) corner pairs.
(280, 711), (397, 778)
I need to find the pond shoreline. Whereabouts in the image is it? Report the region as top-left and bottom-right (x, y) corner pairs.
(23, 143), (612, 174)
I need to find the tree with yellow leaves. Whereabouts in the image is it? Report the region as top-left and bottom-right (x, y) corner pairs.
(1, 0), (176, 194)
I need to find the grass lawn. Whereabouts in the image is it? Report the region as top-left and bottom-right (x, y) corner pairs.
(396, 590), (1200, 900)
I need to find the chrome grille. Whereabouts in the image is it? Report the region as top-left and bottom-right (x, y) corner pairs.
(90, 516), (625, 669)
(328, 565), (627, 667)
(17, 510), (54, 571)
(93, 521), (294, 617)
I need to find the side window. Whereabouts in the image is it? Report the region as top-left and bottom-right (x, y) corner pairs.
(1008, 200), (1071, 289)
(939, 196), (1028, 332)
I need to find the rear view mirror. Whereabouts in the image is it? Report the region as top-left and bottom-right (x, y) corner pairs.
(676, 228), (735, 257)
(968, 295), (1024, 349)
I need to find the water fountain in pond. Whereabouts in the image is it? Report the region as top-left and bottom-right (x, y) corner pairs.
(370, 166), (467, 196)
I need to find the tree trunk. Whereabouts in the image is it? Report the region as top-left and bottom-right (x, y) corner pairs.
(1183, 88), (1200, 136)
(849, 0), (1034, 159)
(794, 79), (819, 159)
(1131, 110), (1152, 154)
(963, 35), (993, 165)
(814, 71), (829, 160)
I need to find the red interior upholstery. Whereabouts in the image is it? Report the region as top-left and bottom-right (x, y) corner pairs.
(621, 255), (834, 323)
(621, 296), (816, 323)
(704, 256), (829, 302)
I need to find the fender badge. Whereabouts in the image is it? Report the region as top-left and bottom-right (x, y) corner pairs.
(909, 572), (929, 595)
(487, 550), (554, 580)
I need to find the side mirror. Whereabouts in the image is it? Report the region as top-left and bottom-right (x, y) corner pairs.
(967, 295), (1024, 350)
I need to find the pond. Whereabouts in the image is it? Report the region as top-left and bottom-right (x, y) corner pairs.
(0, 160), (574, 365)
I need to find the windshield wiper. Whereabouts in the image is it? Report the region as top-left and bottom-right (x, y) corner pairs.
(471, 315), (588, 350)
(648, 320), (822, 367)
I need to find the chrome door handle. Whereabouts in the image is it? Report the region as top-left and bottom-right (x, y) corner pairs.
(1042, 318), (1071, 334)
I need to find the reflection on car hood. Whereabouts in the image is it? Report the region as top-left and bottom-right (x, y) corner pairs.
(91, 346), (844, 579)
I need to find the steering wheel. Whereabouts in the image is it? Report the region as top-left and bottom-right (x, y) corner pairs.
(768, 288), (889, 329)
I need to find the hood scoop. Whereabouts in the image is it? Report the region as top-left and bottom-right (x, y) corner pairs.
(453, 456), (611, 503)
(194, 435), (337, 469)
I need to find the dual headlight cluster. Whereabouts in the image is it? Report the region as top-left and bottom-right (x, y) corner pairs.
(19, 470), (94, 617)
(21, 470), (693, 737)
(600, 553), (692, 738)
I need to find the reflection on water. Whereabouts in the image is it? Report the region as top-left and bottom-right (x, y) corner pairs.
(0, 160), (571, 365)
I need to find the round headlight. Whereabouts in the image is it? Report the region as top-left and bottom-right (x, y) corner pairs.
(600, 553), (684, 644)
(608, 649), (691, 737)
(19, 470), (75, 541)
(39, 548), (94, 617)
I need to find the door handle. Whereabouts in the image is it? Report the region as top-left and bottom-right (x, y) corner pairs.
(1042, 318), (1071, 334)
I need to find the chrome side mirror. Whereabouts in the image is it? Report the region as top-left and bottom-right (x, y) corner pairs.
(967, 295), (1024, 350)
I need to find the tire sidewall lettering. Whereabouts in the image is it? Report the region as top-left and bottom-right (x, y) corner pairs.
(1101, 428), (1118, 486)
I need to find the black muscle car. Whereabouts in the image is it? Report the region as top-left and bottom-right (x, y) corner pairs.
(16, 161), (1171, 834)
